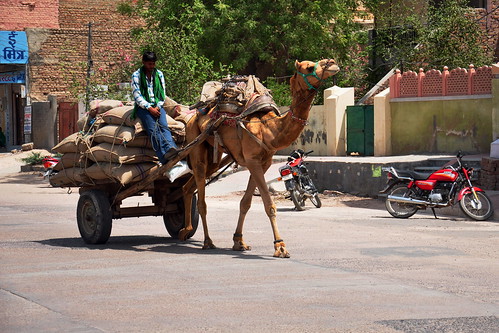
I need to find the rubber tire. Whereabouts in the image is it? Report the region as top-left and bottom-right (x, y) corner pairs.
(310, 193), (322, 208)
(290, 184), (305, 211)
(459, 191), (494, 221)
(77, 190), (112, 244)
(163, 194), (199, 239)
(385, 185), (418, 218)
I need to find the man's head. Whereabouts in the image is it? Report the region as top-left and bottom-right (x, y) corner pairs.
(142, 51), (157, 72)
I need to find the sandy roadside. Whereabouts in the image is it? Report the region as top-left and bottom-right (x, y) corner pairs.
(0, 149), (51, 176)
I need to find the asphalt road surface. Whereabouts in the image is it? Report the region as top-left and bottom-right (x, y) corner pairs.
(1, 170), (498, 332)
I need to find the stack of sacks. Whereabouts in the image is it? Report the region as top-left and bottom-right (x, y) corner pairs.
(50, 99), (187, 188)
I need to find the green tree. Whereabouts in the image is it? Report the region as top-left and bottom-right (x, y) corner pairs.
(199, 0), (361, 78)
(119, 0), (365, 103)
(364, 0), (493, 72)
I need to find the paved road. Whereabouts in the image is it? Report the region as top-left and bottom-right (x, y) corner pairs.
(0, 171), (498, 332)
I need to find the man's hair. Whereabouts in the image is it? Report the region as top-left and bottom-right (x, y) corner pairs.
(142, 51), (157, 62)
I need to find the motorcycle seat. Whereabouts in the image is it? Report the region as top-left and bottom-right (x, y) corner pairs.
(395, 169), (432, 180)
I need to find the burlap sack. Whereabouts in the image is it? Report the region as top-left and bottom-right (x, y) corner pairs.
(93, 124), (135, 145)
(77, 115), (87, 132)
(49, 167), (91, 187)
(53, 153), (90, 171)
(101, 106), (136, 127)
(125, 133), (153, 148)
(84, 163), (113, 180)
(163, 96), (180, 118)
(77, 115), (105, 132)
(86, 142), (157, 164)
(200, 81), (223, 102)
(90, 100), (124, 114)
(174, 105), (196, 125)
(85, 163), (158, 185)
(52, 133), (91, 154)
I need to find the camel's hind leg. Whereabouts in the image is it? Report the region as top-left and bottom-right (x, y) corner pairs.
(232, 175), (256, 251)
(179, 176), (196, 241)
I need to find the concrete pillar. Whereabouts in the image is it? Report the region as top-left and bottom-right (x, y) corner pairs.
(492, 63), (499, 141)
(324, 86), (354, 156)
(374, 88), (392, 156)
(32, 95), (57, 150)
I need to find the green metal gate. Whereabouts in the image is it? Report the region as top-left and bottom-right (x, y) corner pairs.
(346, 105), (374, 156)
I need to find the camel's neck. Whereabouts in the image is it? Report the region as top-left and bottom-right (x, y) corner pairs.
(271, 76), (317, 150)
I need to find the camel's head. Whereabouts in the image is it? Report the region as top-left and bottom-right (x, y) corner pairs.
(294, 59), (340, 90)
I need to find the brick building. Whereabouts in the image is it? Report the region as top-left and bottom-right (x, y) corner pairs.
(0, 0), (142, 147)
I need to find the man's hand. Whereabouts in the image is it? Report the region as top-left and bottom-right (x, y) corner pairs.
(148, 106), (161, 118)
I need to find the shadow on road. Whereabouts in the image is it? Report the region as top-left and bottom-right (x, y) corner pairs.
(36, 235), (273, 260)
(0, 172), (47, 185)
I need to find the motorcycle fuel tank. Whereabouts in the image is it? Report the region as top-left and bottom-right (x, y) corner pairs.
(428, 169), (458, 182)
(414, 180), (437, 190)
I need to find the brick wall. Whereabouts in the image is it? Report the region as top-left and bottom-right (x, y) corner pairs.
(475, 1), (499, 60)
(28, 28), (138, 100)
(58, 0), (141, 30)
(0, 0), (59, 30)
(27, 0), (144, 101)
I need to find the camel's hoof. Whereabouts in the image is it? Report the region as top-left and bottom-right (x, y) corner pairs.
(178, 228), (192, 241)
(232, 241), (252, 251)
(202, 239), (216, 250)
(273, 241), (290, 258)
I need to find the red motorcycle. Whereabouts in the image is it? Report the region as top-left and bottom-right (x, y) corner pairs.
(380, 152), (494, 221)
(42, 156), (60, 178)
(278, 149), (321, 211)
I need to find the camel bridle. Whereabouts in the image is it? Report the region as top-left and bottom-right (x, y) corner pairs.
(296, 59), (337, 91)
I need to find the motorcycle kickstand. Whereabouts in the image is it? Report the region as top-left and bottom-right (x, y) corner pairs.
(431, 208), (438, 219)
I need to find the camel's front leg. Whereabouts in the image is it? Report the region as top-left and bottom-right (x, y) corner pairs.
(246, 163), (290, 258)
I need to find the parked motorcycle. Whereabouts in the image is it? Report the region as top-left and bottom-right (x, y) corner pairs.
(380, 152), (494, 220)
(278, 149), (321, 211)
(42, 156), (60, 178)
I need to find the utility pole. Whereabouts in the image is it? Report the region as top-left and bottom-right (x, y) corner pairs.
(85, 22), (93, 112)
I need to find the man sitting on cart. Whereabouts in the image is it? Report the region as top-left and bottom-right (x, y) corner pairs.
(132, 51), (179, 164)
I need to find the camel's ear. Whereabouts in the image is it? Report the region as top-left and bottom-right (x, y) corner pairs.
(295, 60), (300, 70)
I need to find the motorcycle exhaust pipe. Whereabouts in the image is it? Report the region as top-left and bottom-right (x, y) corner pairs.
(387, 195), (447, 207)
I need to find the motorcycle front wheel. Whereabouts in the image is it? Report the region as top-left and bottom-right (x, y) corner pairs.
(310, 193), (322, 208)
(385, 185), (418, 218)
(459, 191), (494, 221)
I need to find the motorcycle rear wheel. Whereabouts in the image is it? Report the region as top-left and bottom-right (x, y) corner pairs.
(385, 185), (418, 218)
(290, 184), (305, 211)
(459, 191), (494, 221)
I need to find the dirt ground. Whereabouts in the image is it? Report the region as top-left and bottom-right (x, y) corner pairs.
(0, 149), (51, 174)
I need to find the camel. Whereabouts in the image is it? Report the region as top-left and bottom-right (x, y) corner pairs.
(178, 59), (339, 258)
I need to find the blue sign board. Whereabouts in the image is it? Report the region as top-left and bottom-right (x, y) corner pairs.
(0, 70), (25, 84)
(0, 31), (29, 64)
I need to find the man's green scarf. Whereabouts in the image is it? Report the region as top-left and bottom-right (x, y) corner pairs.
(133, 66), (165, 118)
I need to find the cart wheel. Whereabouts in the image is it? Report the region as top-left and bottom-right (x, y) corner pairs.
(163, 194), (199, 239)
(77, 190), (112, 244)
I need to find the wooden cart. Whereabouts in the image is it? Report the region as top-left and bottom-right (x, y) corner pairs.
(74, 117), (226, 245)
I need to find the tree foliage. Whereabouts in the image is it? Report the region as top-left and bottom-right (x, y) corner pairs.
(119, 0), (230, 104)
(364, 0), (493, 72)
(118, 0), (363, 103)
